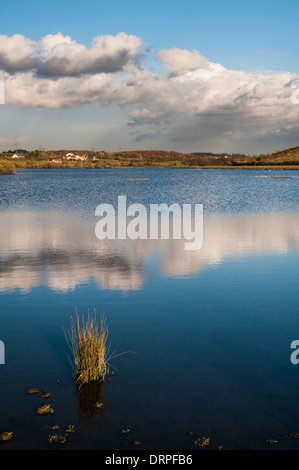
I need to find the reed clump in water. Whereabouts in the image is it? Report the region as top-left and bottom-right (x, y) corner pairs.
(66, 310), (115, 388)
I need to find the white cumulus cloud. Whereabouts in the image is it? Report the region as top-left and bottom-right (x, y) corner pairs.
(0, 32), (298, 150)
(0, 32), (142, 76)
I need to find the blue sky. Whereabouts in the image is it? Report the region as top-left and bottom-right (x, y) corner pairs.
(0, 0), (299, 153)
(2, 0), (298, 73)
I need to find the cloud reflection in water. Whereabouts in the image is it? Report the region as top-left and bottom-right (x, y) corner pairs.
(0, 211), (298, 293)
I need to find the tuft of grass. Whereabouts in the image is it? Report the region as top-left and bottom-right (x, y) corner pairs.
(37, 404), (54, 416)
(66, 309), (119, 388)
(121, 428), (130, 434)
(266, 439), (278, 444)
(48, 434), (66, 444)
(0, 432), (13, 442)
(194, 436), (210, 447)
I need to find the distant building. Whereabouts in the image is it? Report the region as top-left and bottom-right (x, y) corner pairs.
(75, 155), (88, 161)
(67, 154), (88, 161)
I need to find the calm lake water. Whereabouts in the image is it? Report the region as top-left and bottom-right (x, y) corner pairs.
(0, 168), (299, 450)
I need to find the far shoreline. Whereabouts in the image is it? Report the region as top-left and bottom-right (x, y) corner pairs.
(1, 146), (299, 173)
(5, 165), (299, 171)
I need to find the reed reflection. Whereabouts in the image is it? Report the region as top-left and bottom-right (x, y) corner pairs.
(75, 380), (106, 423)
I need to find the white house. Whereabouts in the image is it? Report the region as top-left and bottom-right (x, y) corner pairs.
(75, 155), (88, 161)
(66, 154), (88, 161)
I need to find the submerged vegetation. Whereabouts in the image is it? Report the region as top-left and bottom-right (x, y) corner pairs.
(48, 434), (66, 444)
(3, 383), (299, 448)
(194, 436), (210, 447)
(26, 387), (39, 395)
(37, 404), (54, 416)
(0, 432), (13, 442)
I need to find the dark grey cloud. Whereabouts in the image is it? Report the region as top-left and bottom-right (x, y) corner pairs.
(134, 132), (161, 142)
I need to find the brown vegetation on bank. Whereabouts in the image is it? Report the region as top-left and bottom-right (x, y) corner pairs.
(0, 161), (16, 174)
(1, 146), (299, 170)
